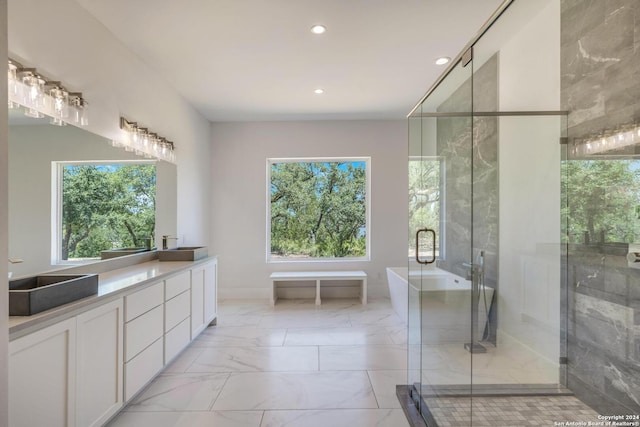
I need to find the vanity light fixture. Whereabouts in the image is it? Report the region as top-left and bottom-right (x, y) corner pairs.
(119, 117), (176, 163)
(7, 58), (89, 126)
(435, 57), (451, 65)
(311, 24), (326, 34)
(314, 88), (324, 94)
(571, 123), (640, 157)
(45, 81), (69, 126)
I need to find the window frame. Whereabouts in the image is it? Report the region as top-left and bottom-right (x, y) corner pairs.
(52, 159), (157, 266)
(266, 156), (371, 263)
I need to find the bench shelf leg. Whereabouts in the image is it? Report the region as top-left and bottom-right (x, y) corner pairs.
(361, 278), (368, 305)
(315, 279), (321, 305)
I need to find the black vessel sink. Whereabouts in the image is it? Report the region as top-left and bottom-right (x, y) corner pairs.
(100, 247), (150, 259)
(9, 274), (99, 316)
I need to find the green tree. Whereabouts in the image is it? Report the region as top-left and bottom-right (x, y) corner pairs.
(563, 159), (640, 243)
(270, 161), (367, 258)
(61, 164), (156, 259)
(408, 159), (441, 256)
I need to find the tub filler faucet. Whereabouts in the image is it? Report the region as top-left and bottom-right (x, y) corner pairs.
(464, 251), (488, 354)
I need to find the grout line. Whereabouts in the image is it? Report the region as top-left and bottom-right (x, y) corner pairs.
(366, 370), (381, 409)
(208, 371), (233, 411)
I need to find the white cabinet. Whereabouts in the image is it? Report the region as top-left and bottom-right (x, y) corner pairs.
(191, 267), (206, 338)
(9, 318), (77, 427)
(124, 337), (164, 401)
(191, 260), (217, 338)
(164, 272), (191, 363)
(123, 282), (164, 401)
(8, 257), (219, 425)
(204, 259), (218, 325)
(124, 304), (163, 362)
(76, 299), (123, 427)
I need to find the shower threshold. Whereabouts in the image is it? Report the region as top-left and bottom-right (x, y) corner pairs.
(398, 384), (599, 427)
(419, 383), (573, 397)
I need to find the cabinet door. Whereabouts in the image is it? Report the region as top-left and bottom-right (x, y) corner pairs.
(191, 267), (205, 337)
(204, 260), (218, 324)
(9, 318), (77, 427)
(124, 337), (163, 401)
(76, 299), (124, 427)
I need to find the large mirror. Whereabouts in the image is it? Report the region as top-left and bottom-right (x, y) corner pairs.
(8, 108), (177, 277)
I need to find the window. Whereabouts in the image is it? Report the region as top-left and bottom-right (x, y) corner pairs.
(268, 158), (370, 262)
(54, 161), (156, 263)
(409, 156), (445, 259)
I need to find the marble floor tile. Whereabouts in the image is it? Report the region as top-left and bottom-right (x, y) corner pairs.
(260, 408), (410, 427)
(163, 345), (204, 373)
(367, 370), (407, 408)
(348, 309), (404, 327)
(319, 345), (407, 371)
(212, 371), (378, 410)
(385, 325), (408, 345)
(217, 314), (263, 327)
(107, 410), (263, 427)
(284, 326), (394, 346)
(217, 299), (271, 316)
(125, 373), (230, 411)
(187, 346), (319, 372)
(192, 326), (287, 347)
(258, 312), (352, 328)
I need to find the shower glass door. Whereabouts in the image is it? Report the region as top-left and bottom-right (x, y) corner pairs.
(408, 54), (473, 425)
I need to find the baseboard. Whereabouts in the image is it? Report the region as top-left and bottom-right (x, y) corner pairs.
(218, 287), (271, 300)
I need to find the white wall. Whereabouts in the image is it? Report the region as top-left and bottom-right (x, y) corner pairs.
(8, 124), (177, 277)
(496, 0), (562, 365)
(211, 120), (408, 299)
(8, 0), (211, 248)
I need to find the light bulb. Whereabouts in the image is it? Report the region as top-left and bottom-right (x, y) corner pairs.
(310, 25), (326, 34)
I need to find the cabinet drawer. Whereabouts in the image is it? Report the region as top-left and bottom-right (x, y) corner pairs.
(124, 337), (163, 402)
(124, 305), (163, 362)
(165, 317), (191, 363)
(165, 290), (190, 332)
(125, 282), (163, 322)
(165, 271), (191, 301)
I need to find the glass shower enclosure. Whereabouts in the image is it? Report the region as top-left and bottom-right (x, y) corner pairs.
(406, 0), (571, 425)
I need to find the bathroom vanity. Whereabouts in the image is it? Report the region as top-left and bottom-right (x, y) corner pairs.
(8, 255), (218, 427)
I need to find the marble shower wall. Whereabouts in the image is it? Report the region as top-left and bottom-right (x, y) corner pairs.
(436, 55), (499, 342)
(561, 0), (640, 415)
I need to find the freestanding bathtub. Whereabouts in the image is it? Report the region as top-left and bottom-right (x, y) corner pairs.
(386, 266), (493, 343)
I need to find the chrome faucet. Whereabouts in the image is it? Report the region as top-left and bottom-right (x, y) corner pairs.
(161, 235), (178, 250)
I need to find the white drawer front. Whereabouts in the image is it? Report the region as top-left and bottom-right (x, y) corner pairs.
(124, 337), (163, 402)
(165, 317), (191, 363)
(124, 305), (164, 362)
(125, 282), (163, 322)
(165, 271), (191, 301)
(165, 290), (190, 332)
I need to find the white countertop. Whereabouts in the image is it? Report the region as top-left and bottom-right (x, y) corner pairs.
(9, 256), (216, 340)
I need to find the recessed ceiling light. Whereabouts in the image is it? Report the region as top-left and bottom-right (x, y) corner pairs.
(311, 25), (326, 35)
(314, 88), (324, 94)
(435, 56), (451, 65)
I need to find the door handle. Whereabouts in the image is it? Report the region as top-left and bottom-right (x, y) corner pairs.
(415, 228), (436, 265)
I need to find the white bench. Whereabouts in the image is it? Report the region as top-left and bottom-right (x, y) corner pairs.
(270, 271), (367, 306)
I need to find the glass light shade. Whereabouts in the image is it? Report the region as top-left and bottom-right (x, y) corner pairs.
(49, 86), (69, 119)
(50, 117), (67, 126)
(20, 70), (45, 111)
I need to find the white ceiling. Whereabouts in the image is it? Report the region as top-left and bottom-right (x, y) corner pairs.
(74, 0), (504, 122)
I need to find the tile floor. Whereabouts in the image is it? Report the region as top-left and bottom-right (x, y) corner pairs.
(107, 298), (411, 427)
(425, 395), (600, 427)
